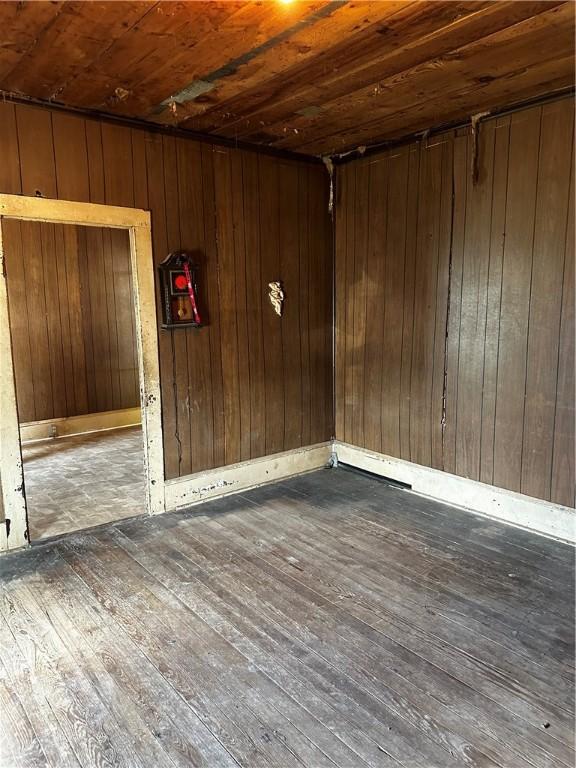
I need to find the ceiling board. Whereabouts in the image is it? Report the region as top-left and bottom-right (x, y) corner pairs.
(197, 1), (493, 136)
(5, 2), (154, 100)
(270, 2), (575, 151)
(158, 0), (410, 128)
(0, 1), (64, 81)
(0, 0), (573, 156)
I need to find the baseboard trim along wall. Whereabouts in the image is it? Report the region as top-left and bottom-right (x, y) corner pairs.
(165, 442), (333, 511)
(333, 441), (576, 544)
(20, 407), (142, 443)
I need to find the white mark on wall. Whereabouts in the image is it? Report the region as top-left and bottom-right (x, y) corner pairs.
(268, 281), (284, 316)
(187, 478), (235, 497)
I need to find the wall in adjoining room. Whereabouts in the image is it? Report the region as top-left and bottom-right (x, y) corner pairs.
(4, 221), (138, 423)
(335, 96), (574, 507)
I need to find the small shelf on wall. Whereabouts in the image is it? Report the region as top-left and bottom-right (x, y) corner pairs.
(158, 250), (203, 330)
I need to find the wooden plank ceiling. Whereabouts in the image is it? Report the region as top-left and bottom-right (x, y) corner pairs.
(0, 0), (573, 156)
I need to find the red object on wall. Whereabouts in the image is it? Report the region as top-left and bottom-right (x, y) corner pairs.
(183, 260), (202, 325)
(174, 274), (188, 290)
(158, 250), (203, 329)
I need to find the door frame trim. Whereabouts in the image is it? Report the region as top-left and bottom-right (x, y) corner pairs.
(0, 194), (165, 551)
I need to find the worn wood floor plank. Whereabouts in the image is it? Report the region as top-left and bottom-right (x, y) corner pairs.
(77, 530), (362, 768)
(242, 484), (575, 684)
(117, 516), (531, 768)
(27, 554), (239, 768)
(0, 584), (143, 768)
(116, 521), (460, 768)
(108, 527), (381, 768)
(240, 503), (574, 736)
(295, 472), (572, 582)
(59, 538), (306, 768)
(155, 506), (572, 768)
(113, 503), (569, 768)
(0, 655), (49, 768)
(308, 469), (574, 565)
(287, 470), (574, 578)
(229, 493), (574, 717)
(231, 481), (573, 688)
(283, 474), (575, 635)
(0, 468), (573, 768)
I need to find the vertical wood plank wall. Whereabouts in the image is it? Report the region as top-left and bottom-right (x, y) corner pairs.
(3, 222), (138, 422)
(335, 96), (575, 508)
(0, 102), (333, 480)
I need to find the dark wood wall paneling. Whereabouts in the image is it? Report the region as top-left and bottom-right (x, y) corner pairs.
(0, 102), (333, 479)
(4, 221), (138, 423)
(335, 96), (575, 508)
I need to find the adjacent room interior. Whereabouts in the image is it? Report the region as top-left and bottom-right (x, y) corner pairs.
(0, 2), (574, 767)
(4, 220), (145, 540)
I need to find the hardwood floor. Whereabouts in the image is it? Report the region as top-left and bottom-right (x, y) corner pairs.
(22, 427), (146, 541)
(0, 468), (573, 768)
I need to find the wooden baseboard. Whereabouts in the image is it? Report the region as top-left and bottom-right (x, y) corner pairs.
(334, 441), (576, 544)
(20, 407), (141, 443)
(165, 442), (333, 511)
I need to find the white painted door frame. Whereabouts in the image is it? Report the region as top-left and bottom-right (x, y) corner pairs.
(0, 194), (165, 551)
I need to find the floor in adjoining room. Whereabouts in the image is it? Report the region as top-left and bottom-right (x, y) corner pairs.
(0, 468), (574, 768)
(21, 426), (146, 541)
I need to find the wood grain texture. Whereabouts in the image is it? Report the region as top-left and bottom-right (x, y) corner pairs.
(335, 96), (575, 506)
(3, 220), (138, 423)
(0, 99), (333, 479)
(0, 1), (573, 156)
(0, 467), (573, 768)
(551, 148), (575, 508)
(493, 106), (541, 494)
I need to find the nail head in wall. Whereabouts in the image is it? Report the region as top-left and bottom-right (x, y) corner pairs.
(268, 281), (284, 316)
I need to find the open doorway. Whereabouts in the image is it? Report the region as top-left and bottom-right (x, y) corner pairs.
(5, 221), (145, 540)
(0, 195), (164, 552)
